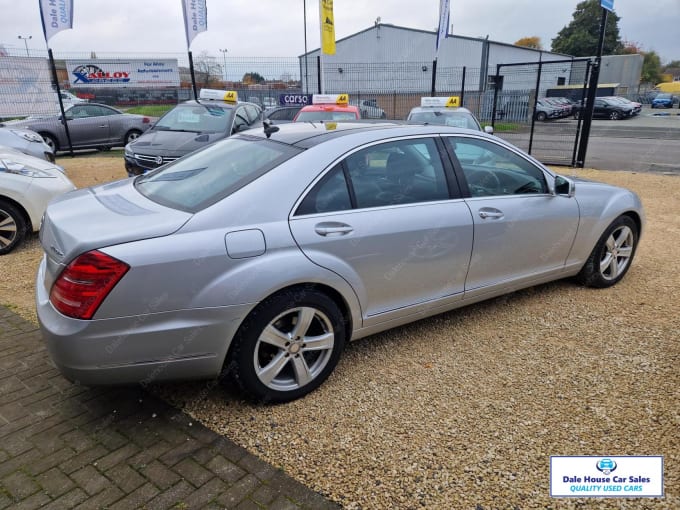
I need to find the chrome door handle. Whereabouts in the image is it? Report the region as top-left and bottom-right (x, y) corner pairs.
(478, 209), (504, 219)
(98, 125), (107, 128)
(314, 223), (354, 236)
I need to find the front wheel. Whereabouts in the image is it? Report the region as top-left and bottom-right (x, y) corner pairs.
(40, 133), (58, 152)
(535, 111), (547, 121)
(226, 288), (345, 403)
(576, 215), (638, 288)
(609, 111), (621, 120)
(125, 129), (142, 145)
(0, 199), (27, 255)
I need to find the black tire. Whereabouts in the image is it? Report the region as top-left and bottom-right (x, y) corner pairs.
(226, 288), (346, 403)
(573, 111), (582, 120)
(0, 199), (28, 255)
(535, 111), (547, 122)
(40, 133), (58, 152)
(609, 111), (621, 120)
(125, 129), (142, 145)
(576, 215), (638, 288)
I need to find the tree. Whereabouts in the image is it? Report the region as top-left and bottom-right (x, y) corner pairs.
(193, 52), (222, 88)
(641, 51), (662, 85)
(514, 36), (543, 50)
(620, 40), (642, 55)
(242, 72), (265, 85)
(551, 0), (623, 56)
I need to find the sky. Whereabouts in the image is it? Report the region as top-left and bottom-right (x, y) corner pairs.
(1, 0), (678, 63)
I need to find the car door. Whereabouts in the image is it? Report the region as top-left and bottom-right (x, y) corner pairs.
(64, 105), (111, 147)
(443, 136), (579, 295)
(289, 136), (474, 326)
(592, 99), (607, 118)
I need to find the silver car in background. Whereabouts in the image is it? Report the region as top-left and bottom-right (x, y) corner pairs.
(37, 123), (644, 403)
(6, 103), (152, 153)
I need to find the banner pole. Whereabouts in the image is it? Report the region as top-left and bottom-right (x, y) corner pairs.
(188, 51), (198, 100)
(48, 48), (74, 157)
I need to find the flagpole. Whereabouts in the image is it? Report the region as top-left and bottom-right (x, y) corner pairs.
(47, 48), (75, 157)
(303, 0), (309, 95)
(318, 0), (325, 94)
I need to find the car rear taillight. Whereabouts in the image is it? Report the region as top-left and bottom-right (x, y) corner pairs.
(50, 250), (129, 320)
(142, 117), (151, 124)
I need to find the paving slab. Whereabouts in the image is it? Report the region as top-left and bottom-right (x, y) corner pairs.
(0, 306), (339, 509)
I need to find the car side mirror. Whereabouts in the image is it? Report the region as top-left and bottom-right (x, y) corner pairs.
(484, 125), (494, 135)
(554, 175), (575, 197)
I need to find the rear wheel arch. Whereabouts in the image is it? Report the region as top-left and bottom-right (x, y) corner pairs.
(230, 282), (354, 352)
(224, 282), (353, 402)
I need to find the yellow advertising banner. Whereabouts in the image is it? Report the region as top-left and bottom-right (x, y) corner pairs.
(320, 0), (336, 55)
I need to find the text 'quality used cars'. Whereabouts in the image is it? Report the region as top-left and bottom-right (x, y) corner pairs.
(37, 122), (644, 403)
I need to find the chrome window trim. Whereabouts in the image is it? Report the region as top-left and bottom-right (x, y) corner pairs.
(290, 134), (457, 219)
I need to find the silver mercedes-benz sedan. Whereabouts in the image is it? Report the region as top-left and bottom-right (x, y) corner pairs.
(36, 122), (644, 403)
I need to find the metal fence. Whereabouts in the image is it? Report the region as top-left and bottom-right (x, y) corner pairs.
(1, 47), (639, 166)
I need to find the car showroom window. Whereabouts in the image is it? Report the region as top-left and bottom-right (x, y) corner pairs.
(344, 138), (449, 208)
(444, 137), (548, 198)
(296, 164), (352, 215)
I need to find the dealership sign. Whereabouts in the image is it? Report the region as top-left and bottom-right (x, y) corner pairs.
(66, 59), (180, 88)
(550, 456), (663, 497)
(279, 94), (313, 106)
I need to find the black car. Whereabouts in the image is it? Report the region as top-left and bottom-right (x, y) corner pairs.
(263, 105), (303, 124)
(124, 92), (262, 176)
(575, 98), (634, 120)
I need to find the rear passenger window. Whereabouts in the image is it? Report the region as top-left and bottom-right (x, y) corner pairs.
(296, 165), (352, 215)
(345, 138), (449, 208)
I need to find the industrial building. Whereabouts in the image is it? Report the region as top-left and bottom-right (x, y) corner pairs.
(299, 24), (642, 96)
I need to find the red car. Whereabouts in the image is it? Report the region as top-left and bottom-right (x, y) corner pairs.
(293, 94), (360, 122)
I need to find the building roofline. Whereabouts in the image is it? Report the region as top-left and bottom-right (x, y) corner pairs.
(298, 23), (574, 59)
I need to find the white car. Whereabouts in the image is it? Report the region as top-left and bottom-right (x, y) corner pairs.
(0, 127), (55, 162)
(351, 99), (386, 119)
(60, 91), (88, 106)
(0, 147), (75, 254)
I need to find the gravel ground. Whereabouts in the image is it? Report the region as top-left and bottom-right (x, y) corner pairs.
(2, 156), (678, 509)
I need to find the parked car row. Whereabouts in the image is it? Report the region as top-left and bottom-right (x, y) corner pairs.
(574, 97), (640, 120)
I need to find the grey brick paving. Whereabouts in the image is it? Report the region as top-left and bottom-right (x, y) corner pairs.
(0, 306), (339, 509)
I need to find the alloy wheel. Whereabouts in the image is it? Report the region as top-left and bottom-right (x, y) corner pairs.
(599, 225), (634, 281)
(253, 306), (335, 391)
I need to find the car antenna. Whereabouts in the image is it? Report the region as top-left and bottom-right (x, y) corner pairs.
(263, 119), (279, 138)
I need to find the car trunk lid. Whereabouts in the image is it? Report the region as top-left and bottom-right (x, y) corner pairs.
(40, 178), (191, 288)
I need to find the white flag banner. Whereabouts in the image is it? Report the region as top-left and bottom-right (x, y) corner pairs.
(436, 0), (450, 54)
(182, 0), (208, 48)
(39, 0), (74, 43)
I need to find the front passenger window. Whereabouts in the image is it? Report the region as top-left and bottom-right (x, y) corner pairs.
(445, 137), (548, 197)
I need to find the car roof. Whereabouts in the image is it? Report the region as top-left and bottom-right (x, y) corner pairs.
(408, 106), (474, 114)
(178, 99), (261, 110)
(298, 104), (360, 113)
(240, 121), (487, 149)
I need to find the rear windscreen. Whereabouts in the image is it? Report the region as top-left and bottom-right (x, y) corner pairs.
(135, 136), (301, 212)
